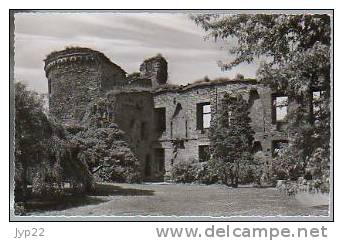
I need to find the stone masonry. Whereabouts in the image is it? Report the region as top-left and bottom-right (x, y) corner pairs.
(45, 47), (288, 181)
(44, 47), (126, 125)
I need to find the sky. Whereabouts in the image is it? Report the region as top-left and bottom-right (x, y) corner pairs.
(14, 12), (259, 94)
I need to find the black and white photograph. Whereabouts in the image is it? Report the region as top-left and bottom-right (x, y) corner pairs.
(9, 10), (333, 221)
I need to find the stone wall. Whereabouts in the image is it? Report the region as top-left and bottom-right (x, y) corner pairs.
(99, 61), (127, 91)
(45, 47), (290, 182)
(105, 90), (158, 180)
(140, 55), (168, 87)
(152, 80), (288, 179)
(44, 47), (127, 125)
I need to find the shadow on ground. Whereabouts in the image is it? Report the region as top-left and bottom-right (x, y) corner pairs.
(25, 195), (104, 214)
(24, 183), (154, 214)
(89, 183), (155, 197)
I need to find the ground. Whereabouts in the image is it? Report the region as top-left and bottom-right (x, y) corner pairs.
(29, 183), (328, 217)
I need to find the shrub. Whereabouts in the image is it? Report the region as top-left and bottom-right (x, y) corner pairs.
(239, 168), (255, 184)
(194, 161), (220, 185)
(171, 159), (220, 185)
(72, 126), (142, 183)
(277, 176), (330, 196)
(170, 161), (197, 183)
(305, 147), (330, 180)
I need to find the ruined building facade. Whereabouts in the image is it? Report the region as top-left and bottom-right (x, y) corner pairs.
(45, 47), (290, 181)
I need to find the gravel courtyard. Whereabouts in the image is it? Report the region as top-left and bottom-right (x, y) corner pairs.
(31, 183), (329, 217)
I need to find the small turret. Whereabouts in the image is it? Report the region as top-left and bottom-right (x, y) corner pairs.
(139, 54), (168, 87)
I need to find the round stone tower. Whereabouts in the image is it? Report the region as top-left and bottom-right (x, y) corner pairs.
(44, 47), (127, 125)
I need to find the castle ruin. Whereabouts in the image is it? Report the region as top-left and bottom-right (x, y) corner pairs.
(45, 47), (290, 181)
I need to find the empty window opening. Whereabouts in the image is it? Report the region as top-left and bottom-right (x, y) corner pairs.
(199, 145), (210, 162)
(145, 154), (151, 177)
(154, 107), (166, 132)
(172, 139), (185, 149)
(154, 149), (165, 173)
(272, 95), (288, 123)
(253, 141), (263, 153)
(172, 103), (182, 118)
(197, 102), (211, 130)
(48, 80), (51, 95)
(248, 89), (260, 108)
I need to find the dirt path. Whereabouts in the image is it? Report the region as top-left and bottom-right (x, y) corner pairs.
(31, 183), (329, 217)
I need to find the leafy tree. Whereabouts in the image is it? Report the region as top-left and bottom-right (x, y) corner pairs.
(15, 82), (94, 205)
(15, 82), (52, 200)
(192, 14), (331, 186)
(191, 14), (330, 87)
(71, 125), (142, 183)
(209, 93), (254, 187)
(72, 98), (142, 183)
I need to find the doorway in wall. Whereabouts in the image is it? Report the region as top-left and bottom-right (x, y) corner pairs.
(145, 154), (151, 177)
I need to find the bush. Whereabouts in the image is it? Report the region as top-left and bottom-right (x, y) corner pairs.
(276, 180), (298, 196)
(31, 162), (63, 197)
(170, 161), (197, 183)
(95, 165), (141, 183)
(171, 159), (220, 184)
(311, 177), (330, 193)
(72, 126), (142, 183)
(248, 151), (273, 186)
(239, 168), (256, 184)
(170, 158), (263, 186)
(277, 176), (330, 196)
(305, 147), (330, 180)
(14, 82), (94, 202)
(194, 161), (220, 185)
